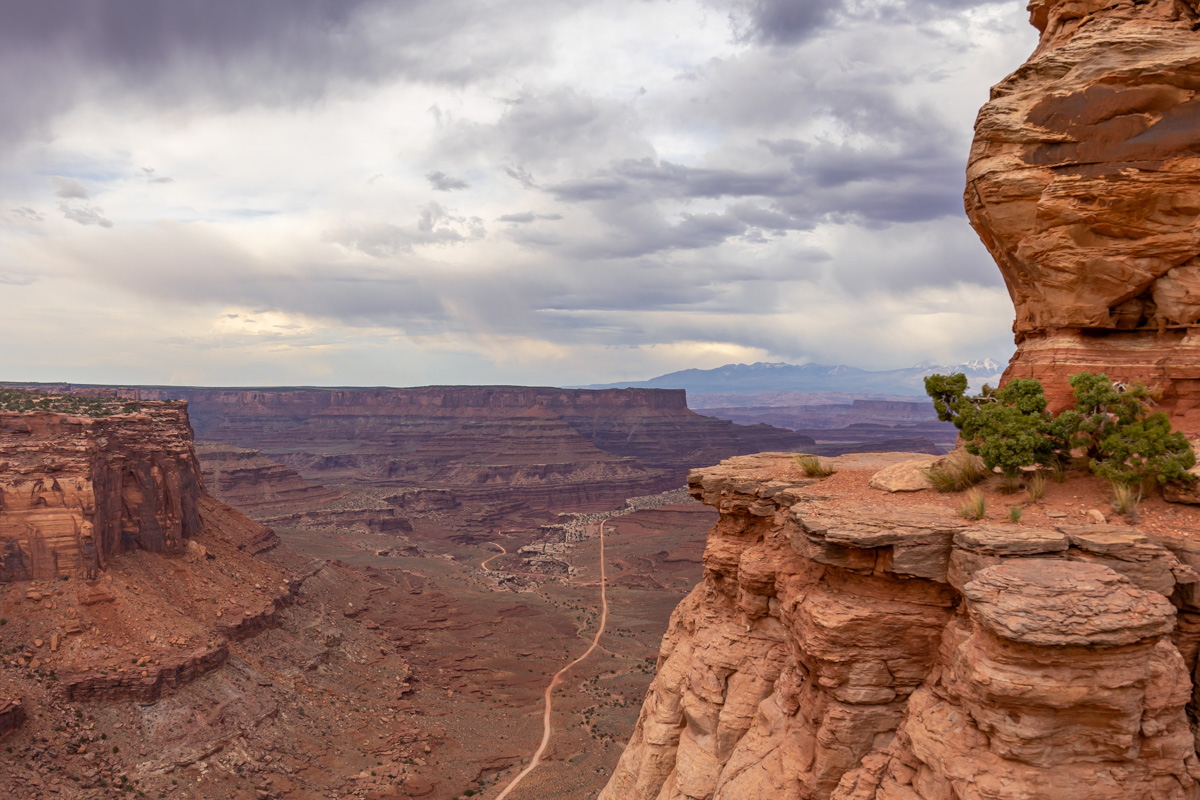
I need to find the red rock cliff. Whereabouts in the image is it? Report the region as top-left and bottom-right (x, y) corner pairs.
(601, 454), (1200, 800)
(967, 0), (1200, 423)
(0, 403), (203, 581)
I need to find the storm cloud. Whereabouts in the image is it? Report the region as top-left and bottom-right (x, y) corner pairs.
(0, 0), (1035, 386)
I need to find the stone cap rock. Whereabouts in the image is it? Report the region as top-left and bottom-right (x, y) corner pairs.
(791, 506), (966, 581)
(954, 526), (1068, 556)
(964, 560), (1176, 647)
(688, 453), (817, 515)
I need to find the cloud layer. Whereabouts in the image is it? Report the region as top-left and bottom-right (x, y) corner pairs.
(0, 0), (1038, 386)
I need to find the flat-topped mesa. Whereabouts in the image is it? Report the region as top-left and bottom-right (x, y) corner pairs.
(0, 401), (202, 581)
(967, 0), (1200, 425)
(602, 454), (1200, 800)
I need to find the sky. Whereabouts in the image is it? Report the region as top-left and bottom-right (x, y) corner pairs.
(0, 0), (1039, 388)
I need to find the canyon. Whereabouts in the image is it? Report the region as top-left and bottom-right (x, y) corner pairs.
(0, 389), (726, 800)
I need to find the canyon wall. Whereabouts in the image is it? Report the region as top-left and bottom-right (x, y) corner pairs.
(0, 404), (202, 581)
(601, 454), (1200, 800)
(967, 0), (1200, 424)
(36, 385), (815, 516)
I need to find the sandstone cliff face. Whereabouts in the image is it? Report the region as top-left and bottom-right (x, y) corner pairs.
(0, 404), (202, 581)
(601, 454), (1200, 800)
(967, 0), (1200, 420)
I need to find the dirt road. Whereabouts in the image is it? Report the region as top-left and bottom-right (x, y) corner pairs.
(494, 519), (610, 800)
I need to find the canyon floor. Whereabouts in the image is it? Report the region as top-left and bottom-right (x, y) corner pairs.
(0, 476), (715, 800)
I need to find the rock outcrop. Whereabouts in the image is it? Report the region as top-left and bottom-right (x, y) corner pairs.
(0, 698), (25, 739)
(0, 403), (203, 581)
(967, 0), (1200, 423)
(30, 385), (816, 516)
(600, 454), (1200, 800)
(194, 441), (340, 516)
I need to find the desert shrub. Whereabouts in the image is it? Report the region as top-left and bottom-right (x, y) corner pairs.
(926, 375), (1057, 478)
(794, 453), (834, 477)
(925, 450), (985, 493)
(1008, 505), (1023, 523)
(1055, 372), (1194, 486)
(926, 371), (1195, 489)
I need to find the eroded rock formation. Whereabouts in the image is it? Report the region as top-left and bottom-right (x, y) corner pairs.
(967, 0), (1200, 422)
(194, 441), (340, 515)
(0, 404), (203, 581)
(600, 454), (1200, 800)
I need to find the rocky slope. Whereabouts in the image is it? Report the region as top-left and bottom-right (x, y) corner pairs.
(966, 0), (1200, 423)
(600, 453), (1200, 800)
(0, 401), (202, 581)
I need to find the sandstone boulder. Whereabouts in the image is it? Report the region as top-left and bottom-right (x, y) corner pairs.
(867, 457), (936, 493)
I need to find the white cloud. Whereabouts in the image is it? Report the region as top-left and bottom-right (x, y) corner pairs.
(0, 0), (1037, 385)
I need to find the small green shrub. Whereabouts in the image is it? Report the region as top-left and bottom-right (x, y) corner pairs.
(1008, 505), (1023, 523)
(927, 371), (1195, 488)
(794, 454), (834, 478)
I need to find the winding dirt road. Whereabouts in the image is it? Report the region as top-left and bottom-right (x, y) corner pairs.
(481, 542), (507, 571)
(494, 519), (610, 800)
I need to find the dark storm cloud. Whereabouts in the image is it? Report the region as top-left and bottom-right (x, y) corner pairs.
(738, 0), (844, 45)
(426, 171), (470, 191)
(0, 0), (565, 148)
(733, 0), (1009, 45)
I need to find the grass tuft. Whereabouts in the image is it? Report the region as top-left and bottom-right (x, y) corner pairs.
(1027, 471), (1047, 502)
(1008, 505), (1023, 523)
(794, 454), (834, 478)
(925, 450), (986, 493)
(959, 489), (987, 521)
(1110, 481), (1143, 516)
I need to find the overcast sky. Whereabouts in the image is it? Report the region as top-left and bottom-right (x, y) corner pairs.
(0, 0), (1037, 387)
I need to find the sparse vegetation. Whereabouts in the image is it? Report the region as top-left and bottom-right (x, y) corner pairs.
(925, 450), (986, 493)
(0, 388), (164, 417)
(794, 453), (834, 478)
(1111, 481), (1143, 516)
(960, 489), (986, 520)
(1027, 471), (1047, 501)
(926, 371), (1195, 489)
(1008, 505), (1023, 523)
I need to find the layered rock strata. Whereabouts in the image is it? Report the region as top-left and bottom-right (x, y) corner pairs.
(194, 441), (340, 516)
(601, 454), (1200, 800)
(967, 0), (1200, 423)
(59, 644), (230, 703)
(0, 405), (202, 581)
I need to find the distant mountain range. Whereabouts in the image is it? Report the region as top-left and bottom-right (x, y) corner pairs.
(583, 358), (1007, 397)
